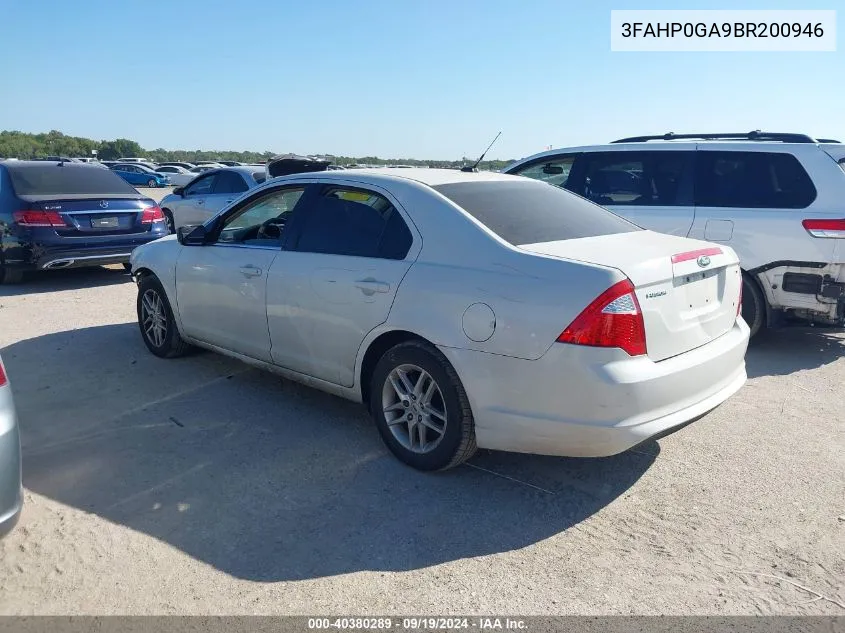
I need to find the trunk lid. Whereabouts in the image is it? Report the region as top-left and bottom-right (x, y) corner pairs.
(520, 230), (742, 362)
(24, 198), (156, 236)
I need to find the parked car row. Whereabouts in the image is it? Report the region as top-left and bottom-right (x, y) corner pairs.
(0, 130), (842, 485)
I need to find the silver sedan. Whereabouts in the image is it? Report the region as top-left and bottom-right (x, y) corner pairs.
(0, 353), (22, 536)
(130, 169), (749, 471)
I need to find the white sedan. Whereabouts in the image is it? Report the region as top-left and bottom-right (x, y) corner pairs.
(154, 165), (196, 186)
(129, 169), (749, 471)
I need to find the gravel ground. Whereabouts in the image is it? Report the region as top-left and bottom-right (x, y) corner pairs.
(0, 188), (842, 615)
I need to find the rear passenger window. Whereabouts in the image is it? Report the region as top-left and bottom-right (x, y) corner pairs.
(581, 151), (693, 207)
(293, 187), (413, 260)
(695, 151), (817, 209)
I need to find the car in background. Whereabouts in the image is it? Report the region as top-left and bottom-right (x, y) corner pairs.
(154, 165), (196, 186)
(0, 161), (168, 283)
(217, 160), (244, 167)
(195, 161), (226, 168)
(503, 131), (845, 336)
(110, 163), (170, 188)
(189, 165), (216, 174)
(130, 168), (748, 471)
(0, 353), (22, 537)
(158, 167), (266, 231)
(265, 153), (331, 180)
(117, 157), (153, 164)
(158, 161), (196, 170)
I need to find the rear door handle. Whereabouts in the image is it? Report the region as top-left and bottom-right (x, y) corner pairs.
(196, 199), (205, 205)
(225, 199), (234, 204)
(354, 278), (390, 295)
(240, 265), (263, 278)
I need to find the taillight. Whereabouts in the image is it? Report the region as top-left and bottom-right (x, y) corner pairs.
(557, 278), (647, 357)
(737, 281), (743, 317)
(802, 219), (845, 238)
(141, 205), (165, 224)
(0, 359), (6, 387)
(13, 210), (66, 227)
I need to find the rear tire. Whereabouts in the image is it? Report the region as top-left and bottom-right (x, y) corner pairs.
(0, 266), (23, 284)
(136, 275), (191, 358)
(369, 340), (477, 471)
(162, 209), (175, 233)
(147, 179), (157, 188)
(742, 273), (765, 338)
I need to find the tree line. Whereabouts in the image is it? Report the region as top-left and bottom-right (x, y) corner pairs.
(0, 130), (513, 171)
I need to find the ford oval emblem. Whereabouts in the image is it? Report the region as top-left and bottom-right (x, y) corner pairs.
(697, 255), (711, 268)
(99, 200), (109, 209)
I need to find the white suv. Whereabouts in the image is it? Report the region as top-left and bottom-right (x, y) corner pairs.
(504, 132), (845, 336)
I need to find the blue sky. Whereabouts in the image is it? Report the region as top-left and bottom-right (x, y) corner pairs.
(0, 0), (841, 160)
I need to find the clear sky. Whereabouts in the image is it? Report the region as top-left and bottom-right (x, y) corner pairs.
(0, 0), (842, 161)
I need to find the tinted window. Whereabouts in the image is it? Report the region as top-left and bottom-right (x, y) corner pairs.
(294, 187), (413, 260)
(184, 174), (216, 196)
(581, 151), (693, 206)
(157, 166), (176, 173)
(696, 151), (817, 209)
(432, 180), (640, 246)
(7, 164), (138, 196)
(251, 171), (266, 184)
(213, 171), (249, 194)
(510, 155), (577, 189)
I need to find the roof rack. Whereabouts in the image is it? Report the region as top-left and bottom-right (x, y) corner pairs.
(817, 138), (842, 144)
(610, 130), (819, 144)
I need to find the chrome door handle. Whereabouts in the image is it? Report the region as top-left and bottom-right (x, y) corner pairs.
(240, 265), (262, 277)
(354, 278), (390, 295)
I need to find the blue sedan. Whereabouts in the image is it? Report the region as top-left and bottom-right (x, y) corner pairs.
(110, 163), (170, 188)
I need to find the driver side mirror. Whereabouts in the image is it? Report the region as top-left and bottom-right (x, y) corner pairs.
(542, 163), (564, 175)
(172, 186), (185, 196)
(177, 224), (208, 246)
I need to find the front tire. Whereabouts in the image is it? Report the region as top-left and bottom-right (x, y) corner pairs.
(136, 275), (191, 358)
(742, 273), (765, 338)
(369, 340), (476, 471)
(0, 265), (24, 284)
(162, 208), (175, 234)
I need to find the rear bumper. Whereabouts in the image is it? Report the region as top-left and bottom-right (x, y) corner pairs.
(2, 235), (166, 271)
(439, 319), (750, 458)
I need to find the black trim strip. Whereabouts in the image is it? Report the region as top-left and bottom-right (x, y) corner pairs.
(748, 260), (827, 275)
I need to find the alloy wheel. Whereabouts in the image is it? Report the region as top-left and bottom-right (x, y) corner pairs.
(141, 288), (167, 348)
(381, 363), (448, 454)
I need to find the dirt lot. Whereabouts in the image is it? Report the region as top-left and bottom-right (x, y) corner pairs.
(0, 187), (842, 614)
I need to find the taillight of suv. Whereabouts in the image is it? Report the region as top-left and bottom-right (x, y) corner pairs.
(802, 219), (845, 238)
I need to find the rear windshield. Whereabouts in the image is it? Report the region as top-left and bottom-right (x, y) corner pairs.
(432, 180), (641, 245)
(6, 163), (138, 196)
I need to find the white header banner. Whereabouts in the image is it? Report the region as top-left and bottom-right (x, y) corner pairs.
(611, 10), (837, 51)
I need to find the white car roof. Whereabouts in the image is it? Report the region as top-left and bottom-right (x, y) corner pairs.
(276, 167), (521, 187)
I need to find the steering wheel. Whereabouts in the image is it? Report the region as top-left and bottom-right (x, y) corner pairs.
(256, 217), (286, 240)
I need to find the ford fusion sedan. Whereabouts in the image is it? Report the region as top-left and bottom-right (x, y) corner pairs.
(130, 169), (749, 471)
(0, 161), (168, 283)
(0, 353), (22, 537)
(158, 166), (266, 232)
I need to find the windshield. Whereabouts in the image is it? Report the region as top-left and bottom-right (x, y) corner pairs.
(7, 163), (138, 196)
(432, 180), (641, 246)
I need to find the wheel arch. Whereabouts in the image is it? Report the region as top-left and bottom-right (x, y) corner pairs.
(358, 329), (434, 406)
